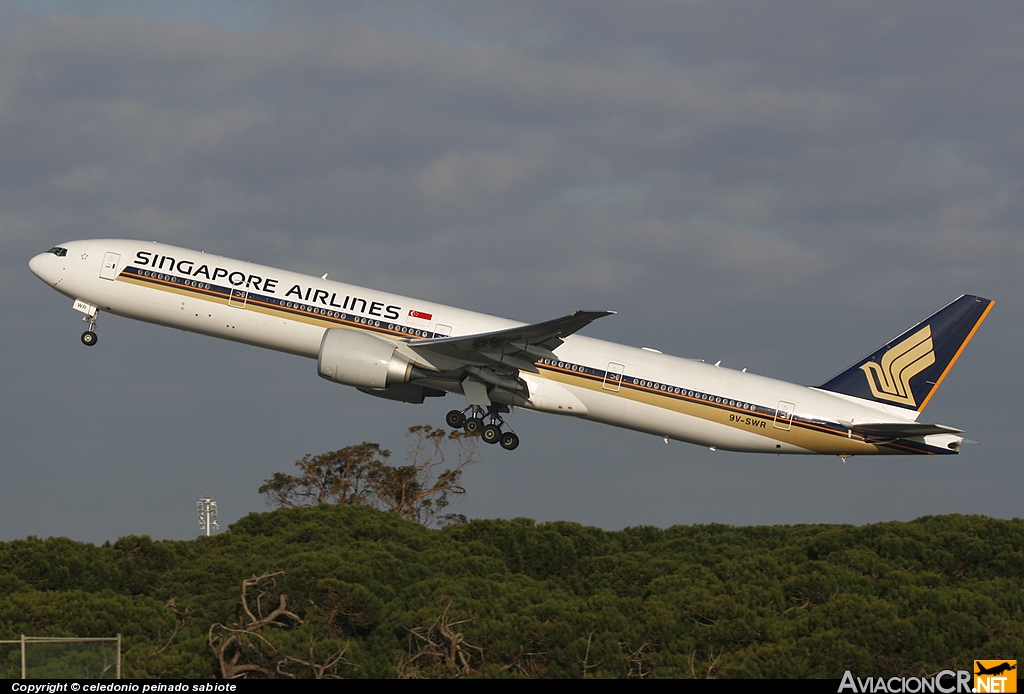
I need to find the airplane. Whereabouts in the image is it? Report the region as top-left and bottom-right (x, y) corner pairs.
(975, 662), (1016, 677)
(29, 240), (993, 456)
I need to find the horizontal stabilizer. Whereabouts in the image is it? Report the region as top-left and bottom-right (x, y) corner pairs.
(818, 295), (993, 412)
(838, 420), (963, 439)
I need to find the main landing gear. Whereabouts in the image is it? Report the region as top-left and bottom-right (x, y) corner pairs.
(446, 406), (520, 450)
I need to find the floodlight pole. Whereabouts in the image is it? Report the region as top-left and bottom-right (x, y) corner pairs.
(197, 497), (219, 536)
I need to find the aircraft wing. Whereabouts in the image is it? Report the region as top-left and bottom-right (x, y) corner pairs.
(408, 310), (615, 374)
(839, 421), (963, 439)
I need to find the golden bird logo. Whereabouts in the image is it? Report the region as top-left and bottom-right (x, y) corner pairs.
(859, 326), (935, 408)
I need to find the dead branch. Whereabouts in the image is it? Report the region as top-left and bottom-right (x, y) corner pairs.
(397, 602), (483, 677)
(500, 649), (549, 679)
(707, 646), (722, 678)
(240, 572), (302, 629)
(207, 572), (303, 679)
(276, 641), (353, 679)
(782, 598), (812, 615)
(578, 632), (604, 677)
(688, 646), (722, 679)
(208, 624), (275, 680)
(620, 641), (653, 679)
(149, 621), (180, 658)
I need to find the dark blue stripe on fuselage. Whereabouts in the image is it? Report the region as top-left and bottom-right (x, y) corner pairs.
(535, 360), (955, 455)
(120, 266), (438, 341)
(121, 266), (955, 455)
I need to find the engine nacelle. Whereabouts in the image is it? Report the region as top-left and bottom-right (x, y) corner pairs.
(358, 383), (447, 404)
(318, 328), (413, 389)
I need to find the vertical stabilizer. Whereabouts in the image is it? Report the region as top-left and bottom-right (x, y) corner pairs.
(818, 295), (993, 413)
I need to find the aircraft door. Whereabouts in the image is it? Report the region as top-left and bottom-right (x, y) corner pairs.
(603, 362), (624, 392)
(228, 287), (248, 308)
(774, 400), (795, 431)
(99, 252), (121, 280)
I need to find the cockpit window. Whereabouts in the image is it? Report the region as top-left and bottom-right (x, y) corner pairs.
(47, 247), (67, 257)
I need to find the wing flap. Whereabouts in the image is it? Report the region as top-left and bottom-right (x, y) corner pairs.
(511, 341), (559, 361)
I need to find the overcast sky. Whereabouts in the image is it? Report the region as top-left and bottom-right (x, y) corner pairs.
(2, 1), (1021, 544)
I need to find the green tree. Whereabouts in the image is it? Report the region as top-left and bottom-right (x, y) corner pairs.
(258, 443), (386, 508)
(367, 426), (476, 526)
(259, 426), (477, 527)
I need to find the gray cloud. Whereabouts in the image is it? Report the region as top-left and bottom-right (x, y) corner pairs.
(2, 3), (1021, 542)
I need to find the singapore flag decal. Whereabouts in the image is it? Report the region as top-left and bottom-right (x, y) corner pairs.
(407, 309), (433, 327)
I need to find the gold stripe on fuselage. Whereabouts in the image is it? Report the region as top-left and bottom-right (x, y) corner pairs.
(117, 272), (417, 340)
(538, 363), (896, 455)
(119, 270), (932, 455)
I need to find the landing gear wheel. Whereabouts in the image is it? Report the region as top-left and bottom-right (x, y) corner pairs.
(81, 331), (98, 346)
(445, 410), (466, 428)
(464, 417), (484, 435)
(499, 432), (520, 450)
(482, 424), (502, 445)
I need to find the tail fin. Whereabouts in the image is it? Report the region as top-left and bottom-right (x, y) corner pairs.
(818, 295), (994, 413)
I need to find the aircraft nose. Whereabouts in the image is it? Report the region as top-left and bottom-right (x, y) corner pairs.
(29, 252), (56, 284)
(29, 253), (44, 277)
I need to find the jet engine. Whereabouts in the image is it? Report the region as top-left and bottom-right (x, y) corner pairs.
(318, 328), (414, 389)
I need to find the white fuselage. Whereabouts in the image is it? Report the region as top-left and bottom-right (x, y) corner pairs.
(29, 240), (961, 456)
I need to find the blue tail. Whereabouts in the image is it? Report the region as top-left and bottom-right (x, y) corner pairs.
(818, 295), (994, 413)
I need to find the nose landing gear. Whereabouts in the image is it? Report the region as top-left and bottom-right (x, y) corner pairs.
(445, 405), (520, 450)
(80, 313), (99, 347)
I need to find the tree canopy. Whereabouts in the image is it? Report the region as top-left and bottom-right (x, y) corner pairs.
(1, 506), (1021, 678)
(4, 426), (1021, 678)
(258, 426), (477, 526)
